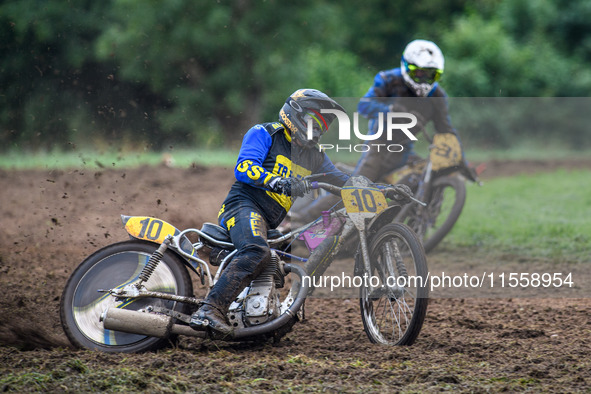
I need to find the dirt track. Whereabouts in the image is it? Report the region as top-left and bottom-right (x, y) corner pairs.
(1, 159), (590, 392)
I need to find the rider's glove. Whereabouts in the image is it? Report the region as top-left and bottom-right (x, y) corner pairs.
(385, 184), (413, 205)
(267, 177), (310, 197)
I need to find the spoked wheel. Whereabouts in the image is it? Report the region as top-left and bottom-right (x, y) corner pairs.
(396, 175), (466, 253)
(60, 240), (193, 353)
(358, 223), (429, 345)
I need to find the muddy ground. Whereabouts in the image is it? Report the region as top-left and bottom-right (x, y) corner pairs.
(0, 159), (590, 392)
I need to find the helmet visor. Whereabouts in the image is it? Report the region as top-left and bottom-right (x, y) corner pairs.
(405, 61), (443, 84)
(302, 110), (328, 144)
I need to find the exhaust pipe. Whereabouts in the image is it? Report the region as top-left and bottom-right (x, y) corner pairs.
(102, 308), (206, 338)
(102, 262), (308, 340)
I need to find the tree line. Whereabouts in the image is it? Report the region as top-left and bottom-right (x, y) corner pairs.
(1, 0), (590, 152)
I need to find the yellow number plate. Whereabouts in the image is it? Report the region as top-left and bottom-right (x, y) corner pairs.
(342, 187), (387, 215)
(430, 132), (462, 171)
(123, 216), (178, 243)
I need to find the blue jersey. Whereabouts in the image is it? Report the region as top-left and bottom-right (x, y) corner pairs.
(220, 122), (349, 229)
(358, 67), (456, 144)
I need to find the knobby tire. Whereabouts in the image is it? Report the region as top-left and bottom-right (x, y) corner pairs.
(358, 223), (429, 345)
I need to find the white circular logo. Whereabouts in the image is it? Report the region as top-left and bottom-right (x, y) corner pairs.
(289, 100), (303, 112)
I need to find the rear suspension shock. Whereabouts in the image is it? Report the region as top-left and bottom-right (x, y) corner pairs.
(136, 236), (172, 288)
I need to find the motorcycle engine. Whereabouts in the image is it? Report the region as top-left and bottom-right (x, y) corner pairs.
(228, 251), (285, 328)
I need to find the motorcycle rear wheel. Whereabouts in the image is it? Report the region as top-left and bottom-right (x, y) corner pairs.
(60, 240), (193, 353)
(396, 175), (466, 253)
(359, 223), (429, 345)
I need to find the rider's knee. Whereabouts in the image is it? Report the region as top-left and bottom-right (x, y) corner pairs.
(235, 243), (271, 273)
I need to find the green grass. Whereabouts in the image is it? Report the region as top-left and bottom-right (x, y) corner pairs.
(445, 169), (591, 261)
(3, 142), (590, 170)
(410, 137), (591, 162)
(462, 143), (591, 162)
(0, 148), (240, 170)
(310, 140), (591, 165)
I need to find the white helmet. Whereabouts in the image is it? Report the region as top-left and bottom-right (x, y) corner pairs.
(401, 39), (445, 97)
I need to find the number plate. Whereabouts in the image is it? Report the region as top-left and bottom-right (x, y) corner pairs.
(341, 186), (387, 229)
(123, 216), (179, 243)
(430, 132), (462, 171)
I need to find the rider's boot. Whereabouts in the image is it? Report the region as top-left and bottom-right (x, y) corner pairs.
(189, 279), (237, 338)
(190, 244), (271, 339)
(189, 302), (233, 338)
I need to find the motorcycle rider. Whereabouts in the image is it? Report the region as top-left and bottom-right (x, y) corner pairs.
(293, 39), (462, 222)
(190, 89), (370, 337)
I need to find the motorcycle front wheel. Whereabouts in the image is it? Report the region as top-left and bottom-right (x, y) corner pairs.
(358, 223), (429, 346)
(396, 175), (466, 253)
(60, 240), (193, 353)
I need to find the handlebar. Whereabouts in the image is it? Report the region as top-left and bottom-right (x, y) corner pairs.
(459, 160), (485, 186)
(309, 181), (341, 195)
(309, 181), (427, 207)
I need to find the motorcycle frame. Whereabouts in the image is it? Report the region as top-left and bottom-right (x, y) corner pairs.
(101, 178), (416, 341)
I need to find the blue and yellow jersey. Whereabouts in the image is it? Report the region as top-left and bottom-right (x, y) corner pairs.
(221, 122), (348, 229)
(357, 67), (456, 143)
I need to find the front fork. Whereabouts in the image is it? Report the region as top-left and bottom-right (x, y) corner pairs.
(416, 161), (433, 205)
(358, 229), (406, 298)
(357, 229), (372, 277)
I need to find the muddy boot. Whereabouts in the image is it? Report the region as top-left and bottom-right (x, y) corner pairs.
(191, 243), (271, 339)
(189, 303), (233, 339)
